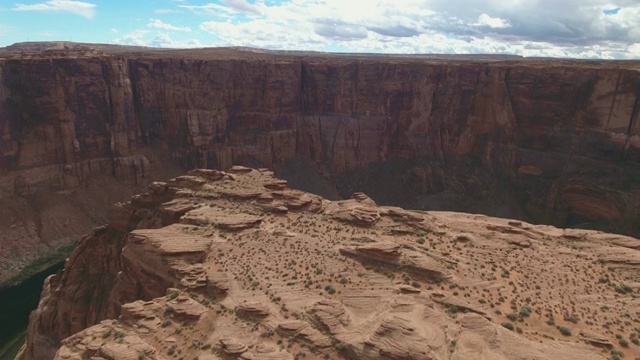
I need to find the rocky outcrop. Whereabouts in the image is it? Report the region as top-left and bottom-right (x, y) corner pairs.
(17, 168), (640, 360)
(1, 44), (639, 284)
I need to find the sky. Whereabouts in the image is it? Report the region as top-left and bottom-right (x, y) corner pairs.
(1, 0), (639, 59)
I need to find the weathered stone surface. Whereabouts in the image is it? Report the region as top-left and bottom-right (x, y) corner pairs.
(53, 321), (164, 360)
(218, 337), (248, 356)
(363, 316), (440, 359)
(307, 299), (350, 334)
(340, 241), (451, 282)
(579, 330), (615, 349)
(276, 320), (332, 348)
(167, 296), (208, 321)
(17, 168), (636, 360)
(235, 302), (271, 320)
(430, 291), (492, 319)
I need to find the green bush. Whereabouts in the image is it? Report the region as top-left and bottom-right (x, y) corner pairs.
(564, 314), (579, 324)
(519, 306), (532, 318)
(501, 322), (515, 331)
(324, 285), (336, 294)
(166, 290), (179, 300)
(611, 349), (623, 360)
(615, 284), (633, 294)
(557, 326), (571, 336)
(616, 334), (629, 347)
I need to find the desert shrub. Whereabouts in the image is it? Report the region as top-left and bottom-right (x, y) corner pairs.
(557, 326), (571, 336)
(611, 349), (623, 360)
(501, 322), (515, 331)
(519, 306), (532, 318)
(615, 284), (633, 294)
(563, 314), (579, 323)
(616, 334), (629, 347)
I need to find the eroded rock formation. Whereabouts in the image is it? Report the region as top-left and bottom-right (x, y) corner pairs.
(1, 44), (639, 283)
(17, 168), (640, 360)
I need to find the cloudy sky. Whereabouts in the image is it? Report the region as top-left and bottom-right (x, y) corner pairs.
(1, 0), (639, 58)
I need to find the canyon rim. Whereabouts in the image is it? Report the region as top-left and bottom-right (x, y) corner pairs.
(0, 42), (639, 360)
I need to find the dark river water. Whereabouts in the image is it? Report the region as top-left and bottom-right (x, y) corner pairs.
(0, 262), (64, 360)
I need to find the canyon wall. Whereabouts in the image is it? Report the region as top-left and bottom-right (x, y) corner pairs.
(1, 47), (639, 283)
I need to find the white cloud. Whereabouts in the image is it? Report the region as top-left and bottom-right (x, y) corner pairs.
(13, 0), (96, 19)
(222, 0), (262, 15)
(422, 0), (640, 46)
(147, 19), (191, 32)
(628, 43), (640, 57)
(112, 30), (203, 49)
(180, 3), (237, 18)
(94, 0), (640, 58)
(475, 14), (510, 28)
(112, 30), (150, 47)
(200, 20), (324, 49)
(148, 33), (203, 48)
(191, 0), (640, 58)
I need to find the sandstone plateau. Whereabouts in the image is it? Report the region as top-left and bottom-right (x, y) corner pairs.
(15, 167), (640, 360)
(0, 42), (639, 285)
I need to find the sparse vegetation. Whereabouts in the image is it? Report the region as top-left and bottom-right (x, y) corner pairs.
(166, 290), (179, 300)
(563, 314), (578, 324)
(614, 284), (633, 294)
(506, 313), (518, 321)
(519, 306), (532, 318)
(557, 326), (572, 336)
(24, 166), (640, 360)
(611, 349), (623, 360)
(616, 335), (629, 348)
(502, 322), (515, 331)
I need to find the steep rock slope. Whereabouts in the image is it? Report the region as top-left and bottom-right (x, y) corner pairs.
(1, 45), (639, 283)
(17, 168), (640, 360)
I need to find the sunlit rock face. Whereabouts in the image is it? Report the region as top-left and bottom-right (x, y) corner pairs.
(17, 167), (640, 360)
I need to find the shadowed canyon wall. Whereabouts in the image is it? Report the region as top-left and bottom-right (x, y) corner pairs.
(1, 47), (639, 284)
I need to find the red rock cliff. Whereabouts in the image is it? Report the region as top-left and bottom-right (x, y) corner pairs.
(1, 47), (639, 282)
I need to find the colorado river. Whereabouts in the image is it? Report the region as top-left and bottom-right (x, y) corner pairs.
(0, 261), (64, 360)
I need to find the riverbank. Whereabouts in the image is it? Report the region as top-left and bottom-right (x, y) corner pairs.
(0, 246), (71, 360)
(0, 330), (26, 360)
(0, 242), (75, 291)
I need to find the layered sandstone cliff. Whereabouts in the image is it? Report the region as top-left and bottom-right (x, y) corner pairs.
(17, 167), (640, 360)
(1, 44), (639, 283)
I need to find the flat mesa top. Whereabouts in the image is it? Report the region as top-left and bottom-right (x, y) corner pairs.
(1, 41), (639, 69)
(33, 167), (640, 360)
